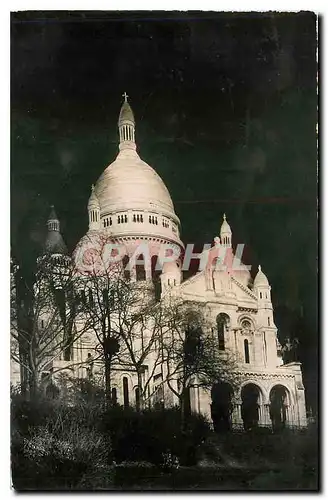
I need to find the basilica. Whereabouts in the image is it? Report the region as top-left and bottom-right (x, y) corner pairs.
(11, 96), (307, 430)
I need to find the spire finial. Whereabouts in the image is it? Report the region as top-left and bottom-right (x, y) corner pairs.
(258, 264), (262, 272)
(91, 184), (95, 192)
(122, 91), (129, 103)
(223, 213), (226, 221)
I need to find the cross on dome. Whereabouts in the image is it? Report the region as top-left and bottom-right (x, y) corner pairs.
(122, 91), (129, 102)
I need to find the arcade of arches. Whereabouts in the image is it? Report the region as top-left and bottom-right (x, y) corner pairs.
(210, 381), (294, 431)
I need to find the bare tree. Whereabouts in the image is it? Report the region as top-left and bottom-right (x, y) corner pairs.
(10, 254), (92, 397)
(76, 234), (169, 410)
(161, 298), (240, 427)
(114, 292), (170, 411)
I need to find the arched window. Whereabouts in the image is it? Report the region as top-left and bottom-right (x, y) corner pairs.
(151, 255), (161, 301)
(136, 254), (146, 281)
(241, 319), (252, 332)
(102, 288), (109, 308)
(216, 313), (230, 351)
(123, 377), (129, 408)
(111, 387), (117, 405)
(260, 292), (262, 299)
(244, 339), (250, 364)
(125, 214), (128, 223)
(268, 317), (270, 326)
(133, 214), (136, 222)
(80, 290), (86, 304)
(122, 255), (130, 281)
(88, 289), (94, 306)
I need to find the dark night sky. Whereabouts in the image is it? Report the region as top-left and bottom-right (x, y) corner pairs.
(10, 11), (318, 408)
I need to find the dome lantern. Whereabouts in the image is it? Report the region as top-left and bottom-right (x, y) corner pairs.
(220, 213), (232, 247)
(118, 92), (136, 152)
(88, 185), (100, 230)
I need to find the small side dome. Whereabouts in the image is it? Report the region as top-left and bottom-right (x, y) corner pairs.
(87, 185), (100, 209)
(220, 213), (232, 235)
(44, 233), (67, 255)
(44, 206), (67, 255)
(253, 265), (269, 287)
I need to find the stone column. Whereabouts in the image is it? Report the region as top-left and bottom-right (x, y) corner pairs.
(296, 389), (308, 428)
(198, 387), (212, 421)
(262, 403), (271, 427)
(232, 400), (243, 429)
(285, 405), (293, 428)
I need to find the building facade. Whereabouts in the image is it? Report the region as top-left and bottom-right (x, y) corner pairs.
(11, 96), (307, 430)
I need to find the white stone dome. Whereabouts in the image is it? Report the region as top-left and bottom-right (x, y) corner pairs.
(220, 213), (232, 235)
(81, 95), (183, 251)
(87, 185), (100, 209)
(94, 149), (178, 222)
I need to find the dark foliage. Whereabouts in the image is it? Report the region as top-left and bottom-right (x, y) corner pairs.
(11, 389), (318, 490)
(11, 392), (113, 490)
(100, 405), (211, 466)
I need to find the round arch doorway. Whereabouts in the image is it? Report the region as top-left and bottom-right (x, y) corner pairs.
(211, 381), (234, 432)
(241, 383), (261, 431)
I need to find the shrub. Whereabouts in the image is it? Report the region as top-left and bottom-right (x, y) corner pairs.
(11, 393), (113, 490)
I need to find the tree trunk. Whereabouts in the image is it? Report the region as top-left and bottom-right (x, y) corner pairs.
(180, 387), (191, 431)
(18, 351), (28, 396)
(136, 371), (143, 411)
(104, 354), (112, 408)
(180, 394), (185, 430)
(28, 371), (39, 399)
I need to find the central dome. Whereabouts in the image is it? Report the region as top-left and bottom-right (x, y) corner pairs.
(95, 148), (177, 221)
(83, 95), (183, 250)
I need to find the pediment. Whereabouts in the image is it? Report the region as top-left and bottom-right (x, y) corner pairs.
(179, 271), (207, 299)
(230, 275), (258, 306)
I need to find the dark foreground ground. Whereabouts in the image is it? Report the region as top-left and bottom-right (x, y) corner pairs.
(12, 427), (319, 491)
(11, 396), (318, 491)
